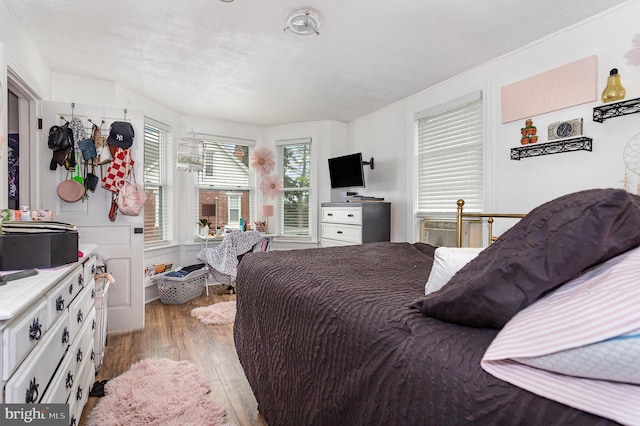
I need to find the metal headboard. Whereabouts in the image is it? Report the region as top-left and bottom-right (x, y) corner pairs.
(456, 199), (526, 247)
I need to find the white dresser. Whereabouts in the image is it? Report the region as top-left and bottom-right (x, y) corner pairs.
(1, 244), (99, 426)
(321, 202), (391, 247)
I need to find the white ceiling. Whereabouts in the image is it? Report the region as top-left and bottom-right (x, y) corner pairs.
(3, 0), (625, 127)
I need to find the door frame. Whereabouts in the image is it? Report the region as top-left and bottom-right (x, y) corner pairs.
(7, 67), (40, 210)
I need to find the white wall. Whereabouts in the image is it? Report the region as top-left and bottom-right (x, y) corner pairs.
(348, 1), (640, 242)
(349, 101), (411, 241)
(0, 1), (51, 208)
(0, 3), (50, 99)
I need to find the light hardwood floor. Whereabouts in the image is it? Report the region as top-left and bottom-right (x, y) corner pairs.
(80, 285), (267, 425)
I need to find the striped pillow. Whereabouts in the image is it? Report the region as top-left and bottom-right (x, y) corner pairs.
(481, 244), (640, 425)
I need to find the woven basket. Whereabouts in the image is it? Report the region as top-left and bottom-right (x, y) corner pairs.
(153, 268), (207, 304)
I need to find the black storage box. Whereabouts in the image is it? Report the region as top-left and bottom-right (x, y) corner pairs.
(0, 232), (79, 270)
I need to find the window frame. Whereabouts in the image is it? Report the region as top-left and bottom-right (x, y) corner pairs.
(226, 192), (242, 228)
(195, 135), (256, 235)
(414, 91), (484, 219)
(276, 138), (312, 240)
(143, 118), (172, 247)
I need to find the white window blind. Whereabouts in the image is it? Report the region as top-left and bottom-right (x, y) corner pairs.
(143, 119), (171, 245)
(416, 92), (483, 215)
(277, 138), (311, 238)
(200, 141), (250, 189)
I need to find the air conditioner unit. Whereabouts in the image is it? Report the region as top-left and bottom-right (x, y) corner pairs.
(420, 219), (482, 248)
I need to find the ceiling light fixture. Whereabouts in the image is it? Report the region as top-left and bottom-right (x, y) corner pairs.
(284, 10), (320, 36)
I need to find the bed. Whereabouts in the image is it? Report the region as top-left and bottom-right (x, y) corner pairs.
(233, 188), (640, 425)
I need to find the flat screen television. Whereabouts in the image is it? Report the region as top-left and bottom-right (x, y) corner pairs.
(328, 153), (365, 188)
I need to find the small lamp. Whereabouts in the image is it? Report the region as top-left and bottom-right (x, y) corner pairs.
(261, 205), (275, 233)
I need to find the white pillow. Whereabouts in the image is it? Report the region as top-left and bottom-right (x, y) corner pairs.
(425, 247), (484, 295)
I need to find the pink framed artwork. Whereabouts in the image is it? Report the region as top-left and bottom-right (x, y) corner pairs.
(501, 55), (597, 123)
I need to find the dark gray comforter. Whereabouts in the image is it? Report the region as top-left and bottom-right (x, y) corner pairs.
(234, 242), (617, 426)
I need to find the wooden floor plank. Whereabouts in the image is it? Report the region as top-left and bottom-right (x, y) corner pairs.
(80, 285), (267, 425)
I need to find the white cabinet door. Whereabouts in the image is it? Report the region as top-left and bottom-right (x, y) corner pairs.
(41, 101), (145, 331)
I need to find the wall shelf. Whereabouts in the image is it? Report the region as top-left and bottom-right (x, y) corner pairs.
(593, 97), (640, 122)
(510, 137), (592, 161)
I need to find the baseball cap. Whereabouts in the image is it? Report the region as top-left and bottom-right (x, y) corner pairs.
(107, 121), (134, 149)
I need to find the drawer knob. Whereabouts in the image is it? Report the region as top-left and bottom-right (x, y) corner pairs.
(68, 283), (74, 295)
(66, 371), (74, 389)
(336, 231), (343, 234)
(92, 289), (96, 299)
(62, 327), (70, 344)
(78, 274), (84, 288)
(25, 377), (39, 403)
(77, 310), (84, 324)
(29, 318), (42, 341)
(327, 213), (334, 216)
(347, 214), (354, 217)
(91, 350), (96, 361)
(92, 319), (97, 331)
(56, 295), (65, 311)
(76, 348), (83, 362)
(91, 265), (96, 275)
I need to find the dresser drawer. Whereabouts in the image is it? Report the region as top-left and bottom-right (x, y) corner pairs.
(63, 266), (86, 306)
(321, 238), (358, 247)
(321, 223), (362, 244)
(83, 256), (97, 284)
(71, 307), (96, 377)
(322, 207), (362, 225)
(46, 265), (83, 329)
(69, 352), (95, 426)
(40, 345), (75, 404)
(4, 311), (69, 403)
(2, 300), (48, 381)
(41, 308), (95, 404)
(68, 281), (95, 344)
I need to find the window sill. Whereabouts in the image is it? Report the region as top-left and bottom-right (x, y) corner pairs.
(145, 242), (182, 253)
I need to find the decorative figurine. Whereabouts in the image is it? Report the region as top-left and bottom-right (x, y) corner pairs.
(601, 68), (626, 103)
(520, 118), (538, 145)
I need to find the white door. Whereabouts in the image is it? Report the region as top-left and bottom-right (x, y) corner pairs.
(41, 101), (145, 331)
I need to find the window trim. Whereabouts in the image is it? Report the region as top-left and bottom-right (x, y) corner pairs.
(407, 85), (491, 243)
(143, 117), (172, 247)
(226, 192), (242, 228)
(276, 137), (312, 240)
(415, 91), (484, 216)
(194, 134), (256, 237)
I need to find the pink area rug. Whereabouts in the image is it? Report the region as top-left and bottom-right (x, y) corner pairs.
(86, 358), (228, 426)
(191, 301), (237, 325)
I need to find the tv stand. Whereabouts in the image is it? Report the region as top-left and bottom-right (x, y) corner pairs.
(321, 202), (391, 247)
